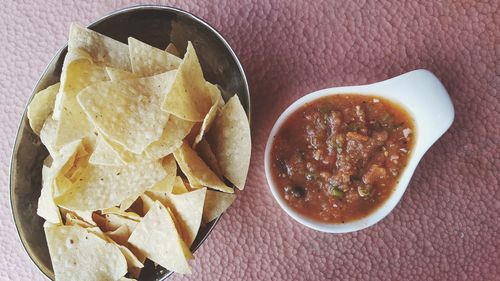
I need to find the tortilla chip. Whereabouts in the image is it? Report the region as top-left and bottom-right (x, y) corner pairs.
(59, 208), (95, 225)
(112, 240), (144, 270)
(106, 67), (138, 81)
(207, 82), (225, 105)
(55, 160), (166, 211)
(105, 225), (131, 245)
(27, 83), (60, 135)
(106, 225), (146, 278)
(120, 194), (141, 212)
(78, 71), (175, 154)
(104, 214), (140, 232)
(68, 23), (131, 71)
(53, 48), (91, 120)
(149, 177), (188, 203)
(165, 43), (180, 57)
(128, 37), (181, 76)
(101, 207), (141, 221)
(37, 140), (85, 223)
(174, 141), (233, 193)
(193, 94), (221, 148)
(89, 135), (126, 166)
(161, 42), (213, 122)
(148, 155), (176, 193)
(45, 225), (127, 281)
(184, 122), (202, 146)
(172, 176), (189, 194)
(65, 213), (94, 228)
(203, 190), (236, 223)
(128, 201), (192, 274)
(85, 226), (109, 241)
(37, 165), (62, 224)
(64, 154), (91, 185)
(39, 115), (59, 156)
(75, 210), (95, 225)
(53, 176), (74, 200)
(196, 139), (222, 177)
(153, 188), (206, 246)
(171, 188), (206, 246)
(144, 116), (194, 160)
(98, 135), (140, 164)
(54, 50), (109, 148)
(94, 213), (139, 233)
(139, 194), (155, 215)
(208, 95), (251, 190)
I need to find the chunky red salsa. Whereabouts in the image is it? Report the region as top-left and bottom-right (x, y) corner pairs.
(270, 95), (415, 223)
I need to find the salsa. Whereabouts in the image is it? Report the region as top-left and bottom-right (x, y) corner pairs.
(270, 95), (415, 223)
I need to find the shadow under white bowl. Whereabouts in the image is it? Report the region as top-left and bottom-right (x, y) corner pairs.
(264, 69), (454, 233)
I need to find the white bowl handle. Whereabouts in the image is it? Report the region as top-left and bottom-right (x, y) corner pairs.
(369, 69), (455, 153)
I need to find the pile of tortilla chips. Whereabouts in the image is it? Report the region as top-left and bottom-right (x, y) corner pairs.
(27, 23), (251, 281)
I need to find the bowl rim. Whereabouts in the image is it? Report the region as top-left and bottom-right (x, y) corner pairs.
(10, 4), (250, 280)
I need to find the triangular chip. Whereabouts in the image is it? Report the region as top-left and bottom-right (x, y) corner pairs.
(54, 49), (109, 148)
(37, 165), (62, 224)
(37, 140), (85, 223)
(65, 213), (94, 228)
(101, 207), (141, 221)
(128, 37), (181, 76)
(196, 139), (222, 177)
(104, 225), (146, 274)
(45, 225), (127, 281)
(105, 225), (131, 245)
(106, 67), (138, 81)
(148, 155), (176, 193)
(128, 201), (192, 274)
(68, 23), (131, 71)
(144, 116), (194, 160)
(78, 71), (175, 154)
(120, 194), (140, 212)
(53, 176), (74, 199)
(85, 226), (108, 241)
(145, 177), (188, 208)
(172, 176), (189, 194)
(27, 83), (60, 135)
(208, 95), (251, 190)
(73, 210), (95, 226)
(150, 188), (206, 246)
(60, 208), (96, 226)
(55, 160), (166, 211)
(185, 122), (202, 145)
(93, 213), (139, 233)
(140, 194), (155, 215)
(55, 60), (108, 148)
(174, 141), (233, 193)
(203, 190), (236, 223)
(97, 135), (139, 164)
(193, 92), (221, 148)
(89, 135), (126, 166)
(53, 48), (91, 120)
(40, 116), (58, 156)
(108, 238), (144, 271)
(161, 42), (213, 122)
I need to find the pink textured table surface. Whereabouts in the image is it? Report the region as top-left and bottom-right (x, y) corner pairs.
(1, 1), (499, 280)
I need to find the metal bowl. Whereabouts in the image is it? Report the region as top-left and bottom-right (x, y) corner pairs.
(10, 5), (249, 280)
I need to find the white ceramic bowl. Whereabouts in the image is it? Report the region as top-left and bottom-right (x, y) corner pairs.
(264, 69), (454, 233)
